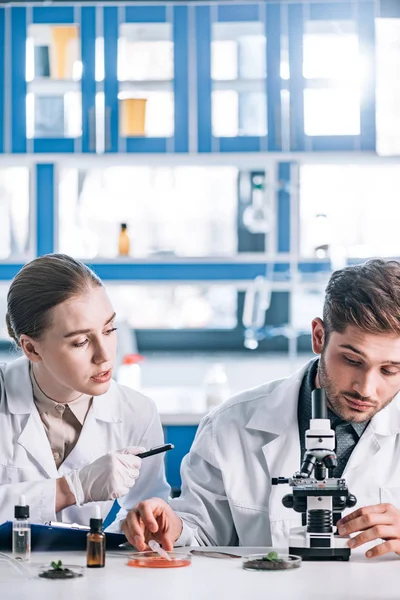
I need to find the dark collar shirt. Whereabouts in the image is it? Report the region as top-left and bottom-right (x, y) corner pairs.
(297, 359), (369, 478)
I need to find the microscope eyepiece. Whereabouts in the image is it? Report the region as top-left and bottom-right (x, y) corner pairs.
(312, 389), (328, 419)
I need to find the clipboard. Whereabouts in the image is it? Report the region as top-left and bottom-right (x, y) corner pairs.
(0, 521), (126, 551)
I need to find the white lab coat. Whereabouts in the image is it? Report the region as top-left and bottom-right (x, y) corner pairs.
(0, 356), (170, 526)
(166, 361), (400, 548)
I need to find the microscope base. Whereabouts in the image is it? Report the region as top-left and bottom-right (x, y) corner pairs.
(289, 546), (350, 561)
(289, 526), (351, 561)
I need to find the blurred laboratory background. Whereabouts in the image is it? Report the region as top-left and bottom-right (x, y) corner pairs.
(0, 0), (399, 490)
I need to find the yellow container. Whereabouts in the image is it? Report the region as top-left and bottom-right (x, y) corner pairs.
(120, 98), (147, 137)
(51, 25), (78, 79)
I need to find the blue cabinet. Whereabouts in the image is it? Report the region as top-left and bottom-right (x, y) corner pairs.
(196, 3), (281, 153)
(11, 5), (96, 153)
(103, 5), (188, 153)
(288, 1), (376, 151)
(1, 0), (388, 155)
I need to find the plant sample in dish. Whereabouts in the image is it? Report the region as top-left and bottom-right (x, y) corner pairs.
(243, 552), (301, 571)
(38, 560), (84, 579)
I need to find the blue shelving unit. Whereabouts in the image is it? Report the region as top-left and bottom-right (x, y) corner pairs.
(1, 0), (394, 155)
(103, 5), (188, 153)
(196, 3), (281, 153)
(288, 1), (376, 152)
(11, 5), (96, 153)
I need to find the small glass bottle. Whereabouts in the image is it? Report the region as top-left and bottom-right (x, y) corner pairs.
(12, 495), (31, 562)
(87, 506), (105, 568)
(118, 223), (130, 256)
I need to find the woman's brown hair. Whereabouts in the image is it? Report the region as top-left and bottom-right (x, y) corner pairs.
(6, 254), (102, 347)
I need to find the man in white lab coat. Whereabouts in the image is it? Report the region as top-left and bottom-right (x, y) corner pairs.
(118, 259), (400, 559)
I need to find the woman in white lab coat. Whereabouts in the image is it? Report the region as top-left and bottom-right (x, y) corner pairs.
(0, 253), (169, 526)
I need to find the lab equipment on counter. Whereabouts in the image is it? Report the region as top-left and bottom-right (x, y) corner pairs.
(243, 276), (271, 350)
(149, 540), (171, 561)
(46, 521), (89, 531)
(190, 550), (241, 559)
(243, 552), (301, 571)
(87, 506), (105, 568)
(118, 223), (130, 256)
(117, 353), (144, 390)
(0, 552), (31, 578)
(204, 363), (230, 410)
(38, 561), (84, 579)
(272, 389), (357, 561)
(127, 551), (191, 569)
(12, 495), (30, 562)
(242, 173), (273, 234)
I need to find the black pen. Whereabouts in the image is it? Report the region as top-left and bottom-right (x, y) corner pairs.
(137, 443), (174, 459)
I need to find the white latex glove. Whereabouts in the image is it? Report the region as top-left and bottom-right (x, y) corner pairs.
(65, 447), (145, 505)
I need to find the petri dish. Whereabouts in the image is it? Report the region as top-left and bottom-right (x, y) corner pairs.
(38, 564), (84, 579)
(243, 553), (301, 571)
(127, 551), (192, 569)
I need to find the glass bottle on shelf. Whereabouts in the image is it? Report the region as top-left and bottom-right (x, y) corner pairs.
(118, 223), (130, 256)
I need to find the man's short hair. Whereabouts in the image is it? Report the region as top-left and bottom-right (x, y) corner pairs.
(323, 258), (400, 339)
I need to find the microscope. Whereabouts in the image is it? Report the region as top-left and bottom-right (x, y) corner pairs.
(272, 389), (357, 560)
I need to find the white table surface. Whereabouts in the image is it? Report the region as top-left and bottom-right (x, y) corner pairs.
(1, 546), (400, 600)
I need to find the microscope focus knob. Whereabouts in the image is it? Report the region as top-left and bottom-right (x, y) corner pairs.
(282, 494), (294, 509)
(346, 494), (357, 508)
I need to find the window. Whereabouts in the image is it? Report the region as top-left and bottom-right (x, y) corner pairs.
(300, 164), (400, 260)
(26, 24), (82, 138)
(118, 23), (174, 137)
(107, 284), (237, 330)
(376, 18), (400, 155)
(211, 21), (267, 137)
(58, 166), (238, 258)
(302, 20), (361, 137)
(0, 169), (31, 260)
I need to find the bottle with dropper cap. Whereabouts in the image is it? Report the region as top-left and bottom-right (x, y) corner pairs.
(86, 505), (105, 568)
(12, 494), (31, 561)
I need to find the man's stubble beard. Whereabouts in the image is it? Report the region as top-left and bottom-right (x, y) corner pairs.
(317, 351), (394, 423)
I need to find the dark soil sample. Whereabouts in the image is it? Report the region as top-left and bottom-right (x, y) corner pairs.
(243, 552), (301, 571)
(39, 560), (83, 580)
(39, 567), (82, 580)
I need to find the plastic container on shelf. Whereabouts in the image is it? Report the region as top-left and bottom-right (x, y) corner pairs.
(203, 363), (230, 410)
(117, 354), (144, 391)
(120, 98), (147, 136)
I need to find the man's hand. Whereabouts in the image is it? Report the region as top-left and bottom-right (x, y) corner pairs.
(337, 503), (400, 558)
(122, 498), (183, 552)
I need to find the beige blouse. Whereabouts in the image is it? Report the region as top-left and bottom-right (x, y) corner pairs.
(30, 366), (92, 469)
